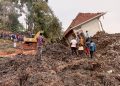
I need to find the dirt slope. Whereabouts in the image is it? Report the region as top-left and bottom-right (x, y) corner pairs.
(0, 32), (120, 86)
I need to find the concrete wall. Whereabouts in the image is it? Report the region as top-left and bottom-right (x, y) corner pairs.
(73, 19), (102, 37)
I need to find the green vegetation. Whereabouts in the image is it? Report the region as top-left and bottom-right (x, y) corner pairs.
(0, 0), (62, 42)
(0, 39), (15, 54)
(0, 39), (12, 44)
(0, 0), (24, 32)
(23, 0), (62, 41)
(5, 48), (16, 54)
(8, 13), (24, 32)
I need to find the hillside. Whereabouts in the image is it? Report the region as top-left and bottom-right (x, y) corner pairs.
(0, 32), (120, 86)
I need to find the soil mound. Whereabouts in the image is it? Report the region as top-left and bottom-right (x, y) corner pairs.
(0, 32), (120, 86)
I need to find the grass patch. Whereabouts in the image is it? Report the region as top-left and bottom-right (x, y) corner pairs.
(0, 39), (12, 43)
(5, 48), (16, 54)
(0, 57), (9, 60)
(0, 39), (16, 54)
(0, 48), (16, 54)
(0, 57), (4, 60)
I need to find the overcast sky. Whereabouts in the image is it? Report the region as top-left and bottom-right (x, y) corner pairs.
(48, 0), (120, 33)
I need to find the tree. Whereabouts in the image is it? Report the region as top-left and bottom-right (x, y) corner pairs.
(8, 13), (24, 32)
(24, 0), (62, 41)
(1, 0), (62, 41)
(0, 0), (25, 32)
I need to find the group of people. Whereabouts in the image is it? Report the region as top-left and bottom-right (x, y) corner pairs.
(0, 32), (24, 42)
(31, 30), (96, 60)
(70, 31), (96, 59)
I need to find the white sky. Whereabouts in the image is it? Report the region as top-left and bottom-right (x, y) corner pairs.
(18, 4), (28, 29)
(48, 0), (120, 33)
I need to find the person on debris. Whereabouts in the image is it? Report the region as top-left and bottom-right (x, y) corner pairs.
(85, 31), (89, 38)
(76, 32), (80, 43)
(85, 31), (91, 42)
(78, 43), (84, 57)
(37, 33), (45, 57)
(70, 37), (77, 55)
(79, 36), (84, 46)
(80, 30), (85, 38)
(89, 40), (96, 59)
(85, 40), (90, 57)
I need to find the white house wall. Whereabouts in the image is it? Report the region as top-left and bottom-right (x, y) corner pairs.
(74, 19), (101, 37)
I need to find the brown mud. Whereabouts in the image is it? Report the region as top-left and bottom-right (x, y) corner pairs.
(0, 32), (120, 86)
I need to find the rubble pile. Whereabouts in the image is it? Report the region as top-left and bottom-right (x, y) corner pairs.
(0, 32), (120, 86)
(93, 32), (120, 73)
(44, 43), (71, 61)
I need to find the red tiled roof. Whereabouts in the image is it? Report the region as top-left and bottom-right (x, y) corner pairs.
(64, 12), (105, 37)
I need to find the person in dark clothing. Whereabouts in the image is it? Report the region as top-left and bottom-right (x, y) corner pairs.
(36, 33), (45, 58)
(89, 40), (96, 59)
(85, 31), (92, 43)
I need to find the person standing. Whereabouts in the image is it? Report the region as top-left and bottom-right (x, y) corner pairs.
(37, 33), (44, 58)
(79, 36), (84, 46)
(13, 37), (17, 48)
(85, 31), (91, 42)
(78, 43), (84, 57)
(70, 38), (77, 55)
(85, 39), (90, 57)
(76, 32), (80, 43)
(85, 43), (90, 57)
(80, 30), (85, 38)
(89, 40), (96, 59)
(85, 31), (89, 38)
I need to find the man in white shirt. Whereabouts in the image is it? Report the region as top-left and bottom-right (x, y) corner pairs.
(85, 31), (90, 38)
(70, 38), (77, 55)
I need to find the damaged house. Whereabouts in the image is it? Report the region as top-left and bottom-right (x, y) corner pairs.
(63, 12), (105, 43)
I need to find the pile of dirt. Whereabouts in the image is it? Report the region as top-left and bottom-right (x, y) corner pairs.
(93, 32), (120, 76)
(0, 32), (120, 86)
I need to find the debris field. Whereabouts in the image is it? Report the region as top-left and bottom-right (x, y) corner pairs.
(0, 32), (120, 86)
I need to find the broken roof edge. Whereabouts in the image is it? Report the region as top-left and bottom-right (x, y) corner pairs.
(63, 12), (106, 37)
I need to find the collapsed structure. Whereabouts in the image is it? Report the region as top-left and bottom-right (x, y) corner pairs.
(63, 12), (105, 44)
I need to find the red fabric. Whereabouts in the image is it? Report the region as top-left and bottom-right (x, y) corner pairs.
(85, 47), (90, 55)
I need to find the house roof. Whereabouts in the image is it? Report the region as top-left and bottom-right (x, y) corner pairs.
(64, 12), (105, 37)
